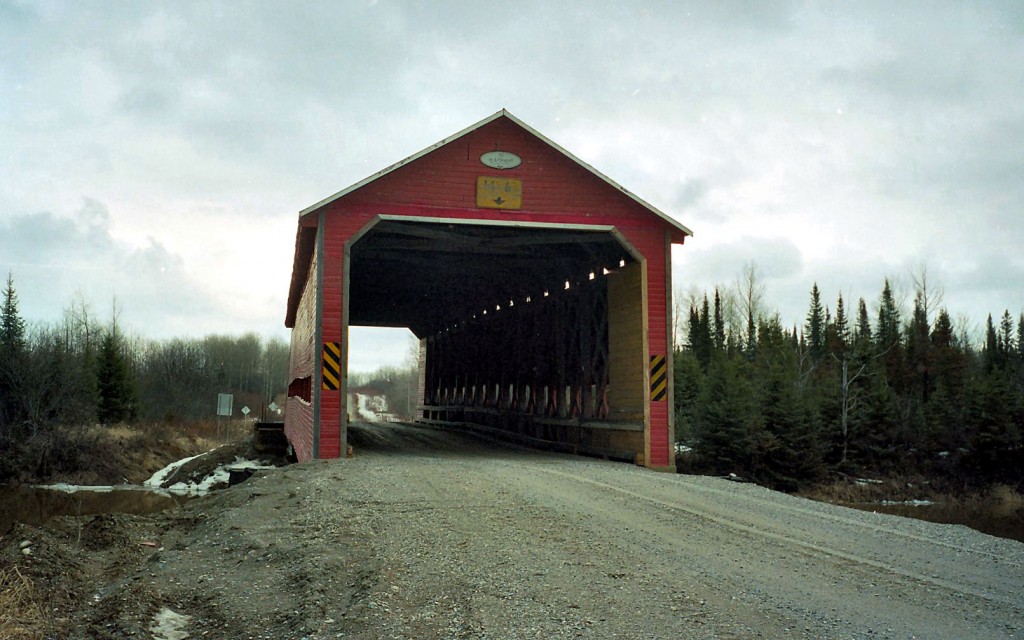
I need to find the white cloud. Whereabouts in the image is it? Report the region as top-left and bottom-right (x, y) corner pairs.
(2, 0), (1023, 368)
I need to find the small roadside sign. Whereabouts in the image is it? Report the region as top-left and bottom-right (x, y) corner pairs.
(241, 406), (251, 417)
(217, 394), (234, 417)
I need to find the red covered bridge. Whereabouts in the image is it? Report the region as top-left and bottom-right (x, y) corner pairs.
(283, 110), (692, 471)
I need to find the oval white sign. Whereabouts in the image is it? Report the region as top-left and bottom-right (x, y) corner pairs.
(480, 151), (522, 169)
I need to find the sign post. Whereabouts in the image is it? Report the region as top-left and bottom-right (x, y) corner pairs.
(217, 393), (234, 442)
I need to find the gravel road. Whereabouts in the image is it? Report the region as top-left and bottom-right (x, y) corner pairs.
(8, 421), (1022, 639)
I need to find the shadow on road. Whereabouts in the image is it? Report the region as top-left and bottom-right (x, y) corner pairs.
(347, 421), (526, 459)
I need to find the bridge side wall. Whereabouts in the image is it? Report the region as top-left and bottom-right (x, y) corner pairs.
(285, 242), (318, 462)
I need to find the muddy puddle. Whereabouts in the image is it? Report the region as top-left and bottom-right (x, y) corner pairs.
(0, 485), (194, 535)
(845, 500), (1024, 543)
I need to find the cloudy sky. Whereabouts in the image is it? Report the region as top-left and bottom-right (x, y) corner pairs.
(2, 1), (1022, 371)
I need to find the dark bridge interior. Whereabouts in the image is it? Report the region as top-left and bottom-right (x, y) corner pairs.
(347, 217), (647, 462)
(348, 218), (636, 338)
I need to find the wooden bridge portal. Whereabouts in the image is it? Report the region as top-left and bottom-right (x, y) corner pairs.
(283, 110), (691, 470)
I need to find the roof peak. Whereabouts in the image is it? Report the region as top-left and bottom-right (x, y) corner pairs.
(298, 110), (692, 238)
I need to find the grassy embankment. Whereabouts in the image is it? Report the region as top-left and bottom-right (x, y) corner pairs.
(0, 420), (236, 486)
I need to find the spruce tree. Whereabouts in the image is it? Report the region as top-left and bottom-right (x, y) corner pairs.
(689, 295), (713, 368)
(1, 273), (26, 356)
(926, 308), (966, 454)
(687, 304), (700, 352)
(999, 310), (1015, 358)
(876, 279), (901, 351)
(673, 349), (703, 444)
(906, 292), (933, 404)
(712, 288), (726, 353)
(1018, 313), (1024, 361)
(876, 279), (905, 391)
(805, 283), (825, 361)
(829, 293), (849, 356)
(757, 316), (822, 489)
(983, 314), (998, 372)
(96, 326), (138, 425)
(963, 370), (1020, 483)
(854, 298), (872, 350)
(696, 354), (762, 478)
(0, 273), (28, 438)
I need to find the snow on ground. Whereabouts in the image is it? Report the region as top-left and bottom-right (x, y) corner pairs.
(144, 452), (207, 488)
(150, 607), (191, 640)
(355, 393), (396, 422)
(164, 458), (277, 496)
(36, 453), (275, 497)
(36, 483), (117, 493)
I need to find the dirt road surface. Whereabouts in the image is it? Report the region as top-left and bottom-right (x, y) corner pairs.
(4, 422), (1022, 639)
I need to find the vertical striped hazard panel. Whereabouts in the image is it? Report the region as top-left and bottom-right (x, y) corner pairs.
(322, 342), (341, 391)
(650, 354), (667, 401)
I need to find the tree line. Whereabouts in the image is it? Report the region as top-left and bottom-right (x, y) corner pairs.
(0, 273), (289, 450)
(674, 266), (1024, 491)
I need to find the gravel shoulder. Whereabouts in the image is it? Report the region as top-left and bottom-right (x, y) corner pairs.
(3, 421), (1022, 639)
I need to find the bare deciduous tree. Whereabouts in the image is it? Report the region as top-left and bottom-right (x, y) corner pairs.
(734, 261), (767, 351)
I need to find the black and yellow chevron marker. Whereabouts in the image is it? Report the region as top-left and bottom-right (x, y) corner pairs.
(322, 342), (341, 391)
(650, 354), (667, 401)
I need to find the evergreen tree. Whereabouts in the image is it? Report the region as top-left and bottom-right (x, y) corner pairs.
(906, 292), (933, 404)
(96, 326), (138, 425)
(1018, 313), (1024, 361)
(805, 283), (825, 361)
(876, 279), (905, 390)
(0, 273), (28, 439)
(1, 273), (26, 356)
(673, 348), (703, 443)
(963, 370), (1021, 483)
(850, 370), (901, 472)
(696, 354), (763, 478)
(757, 316), (823, 489)
(687, 304), (700, 351)
(854, 298), (872, 350)
(828, 293), (849, 357)
(688, 296), (713, 368)
(999, 310), (1015, 359)
(712, 288), (726, 353)
(924, 308), (967, 456)
(876, 279), (901, 351)
(983, 314), (999, 372)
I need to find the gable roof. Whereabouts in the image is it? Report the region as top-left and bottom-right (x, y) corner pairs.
(286, 109), (693, 328)
(298, 109), (693, 238)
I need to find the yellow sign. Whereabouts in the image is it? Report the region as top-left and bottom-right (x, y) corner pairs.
(476, 176), (522, 210)
(322, 342), (341, 391)
(650, 354), (667, 401)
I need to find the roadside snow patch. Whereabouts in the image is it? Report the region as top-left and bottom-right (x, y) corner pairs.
(151, 607), (191, 640)
(37, 483), (116, 494)
(165, 457), (275, 496)
(145, 452), (207, 488)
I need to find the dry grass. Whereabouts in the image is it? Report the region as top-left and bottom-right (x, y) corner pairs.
(991, 484), (1024, 509)
(948, 484), (1024, 516)
(6, 419), (250, 485)
(0, 566), (46, 640)
(797, 474), (941, 504)
(800, 476), (1024, 518)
